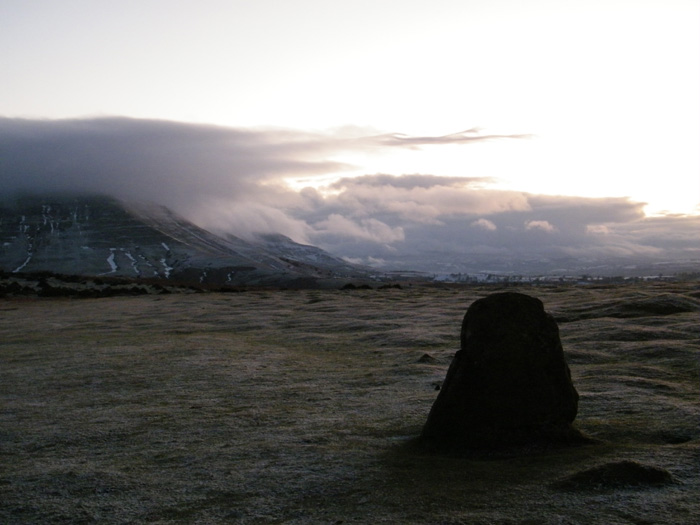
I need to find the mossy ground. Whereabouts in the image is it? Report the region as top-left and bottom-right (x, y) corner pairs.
(1, 282), (698, 523)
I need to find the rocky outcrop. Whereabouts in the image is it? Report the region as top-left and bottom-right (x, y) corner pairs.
(421, 292), (583, 451)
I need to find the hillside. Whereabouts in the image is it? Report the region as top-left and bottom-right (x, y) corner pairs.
(0, 195), (369, 287)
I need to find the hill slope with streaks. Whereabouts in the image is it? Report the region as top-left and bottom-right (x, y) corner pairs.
(0, 195), (369, 286)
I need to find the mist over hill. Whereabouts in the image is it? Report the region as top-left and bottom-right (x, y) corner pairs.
(1, 192), (697, 285)
(1, 117), (699, 279)
(0, 194), (369, 287)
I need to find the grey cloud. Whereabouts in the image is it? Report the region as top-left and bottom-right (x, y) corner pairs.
(314, 214), (405, 244)
(1, 117), (347, 206)
(298, 175), (699, 271)
(319, 174), (531, 224)
(613, 215), (700, 255)
(330, 173), (492, 190)
(368, 128), (533, 148)
(1, 116), (697, 274)
(0, 117), (359, 241)
(526, 195), (646, 228)
(525, 220), (557, 232)
(1, 117), (521, 243)
(471, 219), (497, 231)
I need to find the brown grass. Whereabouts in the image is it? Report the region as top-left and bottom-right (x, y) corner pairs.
(1, 282), (698, 523)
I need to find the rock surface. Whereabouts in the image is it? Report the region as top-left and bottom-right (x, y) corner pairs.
(421, 292), (582, 450)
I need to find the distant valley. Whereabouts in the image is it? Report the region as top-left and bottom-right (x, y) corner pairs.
(1, 193), (698, 290)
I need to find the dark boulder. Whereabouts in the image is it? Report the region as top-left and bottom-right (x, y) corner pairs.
(421, 292), (583, 451)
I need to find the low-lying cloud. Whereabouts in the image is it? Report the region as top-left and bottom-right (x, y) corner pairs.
(1, 116), (698, 274)
(471, 219), (497, 231)
(369, 129), (533, 147)
(525, 220), (557, 233)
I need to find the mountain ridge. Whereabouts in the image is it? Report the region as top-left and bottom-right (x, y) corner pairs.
(0, 194), (371, 287)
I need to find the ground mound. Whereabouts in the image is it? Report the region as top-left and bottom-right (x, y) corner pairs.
(553, 460), (675, 491)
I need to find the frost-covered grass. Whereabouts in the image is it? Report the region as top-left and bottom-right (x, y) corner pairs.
(1, 283), (698, 523)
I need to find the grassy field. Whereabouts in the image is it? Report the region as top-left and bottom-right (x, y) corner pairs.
(1, 282), (698, 524)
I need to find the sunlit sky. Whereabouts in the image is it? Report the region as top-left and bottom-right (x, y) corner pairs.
(2, 0), (699, 216)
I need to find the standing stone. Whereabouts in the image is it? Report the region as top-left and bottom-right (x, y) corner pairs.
(421, 292), (582, 450)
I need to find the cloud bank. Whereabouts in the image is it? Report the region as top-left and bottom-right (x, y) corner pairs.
(1, 117), (698, 274)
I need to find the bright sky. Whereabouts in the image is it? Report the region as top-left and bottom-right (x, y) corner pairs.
(2, 0), (698, 215)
